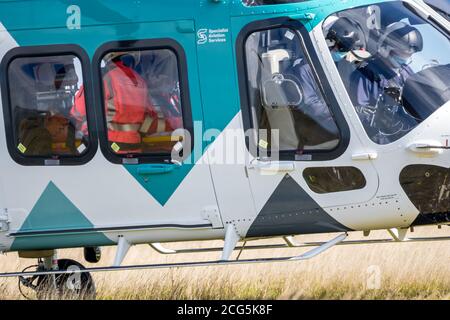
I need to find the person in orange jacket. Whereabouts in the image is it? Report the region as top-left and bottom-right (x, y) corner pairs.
(71, 52), (158, 154)
(71, 85), (88, 137)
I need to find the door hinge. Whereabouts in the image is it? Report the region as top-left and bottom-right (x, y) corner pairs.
(289, 13), (316, 21)
(201, 206), (223, 228)
(176, 20), (195, 34)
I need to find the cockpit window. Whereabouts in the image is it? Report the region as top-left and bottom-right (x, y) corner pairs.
(322, 1), (450, 145)
(242, 0), (308, 6)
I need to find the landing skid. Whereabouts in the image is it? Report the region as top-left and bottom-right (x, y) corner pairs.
(149, 235), (450, 255)
(0, 233), (348, 279)
(2, 234), (450, 279)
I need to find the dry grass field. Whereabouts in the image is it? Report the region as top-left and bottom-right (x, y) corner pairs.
(0, 226), (449, 300)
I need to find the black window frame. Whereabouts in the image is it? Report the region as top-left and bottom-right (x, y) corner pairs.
(92, 38), (194, 165)
(0, 44), (98, 166)
(236, 17), (350, 161)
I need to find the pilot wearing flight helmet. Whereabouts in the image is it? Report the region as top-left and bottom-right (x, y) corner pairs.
(325, 16), (366, 88)
(349, 22), (424, 144)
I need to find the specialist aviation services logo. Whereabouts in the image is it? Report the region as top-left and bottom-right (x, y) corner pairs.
(197, 28), (208, 45)
(197, 28), (229, 45)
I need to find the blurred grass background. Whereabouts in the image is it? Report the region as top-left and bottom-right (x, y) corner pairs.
(0, 226), (449, 300)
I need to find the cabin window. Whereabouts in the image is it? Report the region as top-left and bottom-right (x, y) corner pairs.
(243, 27), (341, 156)
(0, 45), (96, 166)
(94, 41), (192, 164)
(303, 167), (366, 194)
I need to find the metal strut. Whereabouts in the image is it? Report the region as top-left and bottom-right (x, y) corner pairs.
(0, 233), (348, 279)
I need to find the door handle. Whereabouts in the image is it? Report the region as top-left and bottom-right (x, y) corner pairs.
(248, 161), (295, 173)
(352, 152), (378, 161)
(408, 140), (448, 156)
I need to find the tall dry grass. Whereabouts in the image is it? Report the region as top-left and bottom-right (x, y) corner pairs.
(0, 226), (449, 300)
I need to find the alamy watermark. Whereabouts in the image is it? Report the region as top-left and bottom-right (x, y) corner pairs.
(169, 121), (281, 168)
(366, 265), (382, 290)
(66, 5), (81, 30)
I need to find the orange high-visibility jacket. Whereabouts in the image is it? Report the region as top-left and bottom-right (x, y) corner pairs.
(71, 86), (88, 135)
(71, 60), (158, 145)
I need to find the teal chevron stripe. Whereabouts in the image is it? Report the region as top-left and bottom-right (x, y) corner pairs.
(11, 182), (113, 251)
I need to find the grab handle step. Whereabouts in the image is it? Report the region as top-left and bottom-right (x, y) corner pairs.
(137, 164), (178, 176)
